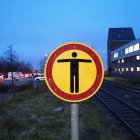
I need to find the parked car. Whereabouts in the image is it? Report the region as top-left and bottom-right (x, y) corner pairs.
(8, 72), (23, 80)
(0, 74), (4, 81)
(35, 75), (45, 82)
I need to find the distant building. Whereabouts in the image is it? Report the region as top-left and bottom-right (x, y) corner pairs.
(107, 27), (140, 79)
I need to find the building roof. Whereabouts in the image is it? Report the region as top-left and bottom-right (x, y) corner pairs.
(108, 28), (136, 41)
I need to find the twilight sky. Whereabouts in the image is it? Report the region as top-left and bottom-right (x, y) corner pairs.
(0, 0), (140, 70)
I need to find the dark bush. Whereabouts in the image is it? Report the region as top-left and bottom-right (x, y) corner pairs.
(34, 81), (49, 93)
(0, 84), (13, 93)
(0, 82), (34, 93)
(15, 82), (34, 92)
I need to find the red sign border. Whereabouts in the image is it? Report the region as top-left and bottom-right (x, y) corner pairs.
(44, 42), (104, 102)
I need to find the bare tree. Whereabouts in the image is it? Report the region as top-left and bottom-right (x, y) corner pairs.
(25, 61), (33, 73)
(18, 61), (33, 73)
(5, 45), (18, 87)
(39, 56), (48, 72)
(0, 57), (5, 72)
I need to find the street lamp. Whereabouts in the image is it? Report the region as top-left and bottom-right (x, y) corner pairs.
(45, 54), (48, 57)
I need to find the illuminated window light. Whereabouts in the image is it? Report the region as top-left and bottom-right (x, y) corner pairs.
(136, 55), (140, 60)
(137, 67), (140, 71)
(121, 59), (124, 63)
(131, 67), (134, 71)
(125, 48), (129, 54)
(126, 68), (128, 71)
(129, 45), (134, 53)
(134, 43), (139, 51)
(118, 60), (120, 63)
(114, 52), (118, 58)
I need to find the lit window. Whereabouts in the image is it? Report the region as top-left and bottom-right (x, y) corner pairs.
(134, 43), (140, 51)
(118, 60), (120, 63)
(125, 48), (129, 54)
(129, 45), (133, 53)
(126, 68), (128, 71)
(118, 68), (120, 71)
(121, 59), (124, 63)
(137, 67), (140, 71)
(136, 55), (140, 60)
(122, 68), (124, 71)
(131, 67), (134, 71)
(114, 52), (118, 58)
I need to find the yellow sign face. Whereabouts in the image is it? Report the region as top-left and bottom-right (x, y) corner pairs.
(52, 50), (96, 94)
(44, 42), (104, 102)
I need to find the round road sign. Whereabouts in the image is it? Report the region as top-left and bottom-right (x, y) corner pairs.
(44, 42), (104, 102)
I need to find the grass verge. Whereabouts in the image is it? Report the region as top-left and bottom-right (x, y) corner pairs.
(80, 99), (124, 140)
(104, 76), (140, 86)
(0, 83), (123, 140)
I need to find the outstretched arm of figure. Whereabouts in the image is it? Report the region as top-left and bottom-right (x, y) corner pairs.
(78, 59), (92, 63)
(57, 59), (71, 62)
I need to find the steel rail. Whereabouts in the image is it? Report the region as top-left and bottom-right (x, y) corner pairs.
(100, 88), (140, 114)
(103, 80), (140, 96)
(95, 90), (140, 139)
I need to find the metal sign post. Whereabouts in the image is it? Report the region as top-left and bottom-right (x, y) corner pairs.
(71, 103), (79, 140)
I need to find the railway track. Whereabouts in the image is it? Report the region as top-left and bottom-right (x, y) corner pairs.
(104, 80), (140, 95)
(95, 88), (140, 139)
(102, 80), (140, 110)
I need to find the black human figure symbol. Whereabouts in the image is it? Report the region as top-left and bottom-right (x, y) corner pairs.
(57, 52), (92, 93)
